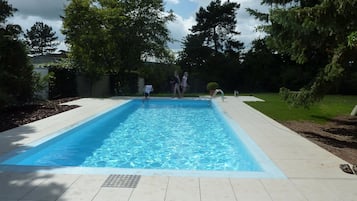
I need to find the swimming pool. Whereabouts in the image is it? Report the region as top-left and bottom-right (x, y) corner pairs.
(0, 99), (285, 178)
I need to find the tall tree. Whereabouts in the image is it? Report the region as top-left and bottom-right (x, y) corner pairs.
(120, 0), (175, 67)
(179, 0), (243, 88)
(62, 0), (113, 90)
(0, 0), (34, 108)
(62, 0), (174, 94)
(25, 22), (58, 55)
(191, 0), (243, 54)
(248, 0), (357, 106)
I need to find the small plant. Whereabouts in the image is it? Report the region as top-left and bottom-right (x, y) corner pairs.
(206, 82), (219, 91)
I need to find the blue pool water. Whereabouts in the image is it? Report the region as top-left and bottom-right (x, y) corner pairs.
(1, 99), (285, 177)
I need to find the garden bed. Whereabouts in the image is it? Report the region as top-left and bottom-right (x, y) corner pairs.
(282, 116), (357, 164)
(0, 97), (79, 132)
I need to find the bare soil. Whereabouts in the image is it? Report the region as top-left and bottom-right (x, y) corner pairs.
(282, 116), (357, 164)
(0, 97), (80, 132)
(0, 98), (356, 164)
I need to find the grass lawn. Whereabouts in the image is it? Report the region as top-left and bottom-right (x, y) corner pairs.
(246, 93), (357, 123)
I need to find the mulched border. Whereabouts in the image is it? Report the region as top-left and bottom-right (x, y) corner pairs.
(0, 97), (80, 132)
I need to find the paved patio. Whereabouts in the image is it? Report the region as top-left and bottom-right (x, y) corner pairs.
(0, 96), (356, 201)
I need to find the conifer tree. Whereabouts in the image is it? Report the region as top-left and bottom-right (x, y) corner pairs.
(25, 22), (58, 55)
(179, 0), (243, 74)
(191, 0), (243, 54)
(248, 0), (357, 106)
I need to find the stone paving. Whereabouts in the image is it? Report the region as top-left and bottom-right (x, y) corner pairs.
(0, 96), (356, 201)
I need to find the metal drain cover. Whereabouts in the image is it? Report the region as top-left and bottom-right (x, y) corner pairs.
(102, 174), (141, 188)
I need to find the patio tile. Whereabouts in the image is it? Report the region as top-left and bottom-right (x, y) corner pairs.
(199, 178), (236, 201)
(56, 175), (107, 201)
(19, 174), (80, 201)
(0, 173), (49, 200)
(230, 179), (273, 201)
(291, 179), (342, 201)
(165, 177), (200, 201)
(92, 187), (133, 201)
(256, 137), (319, 151)
(262, 144), (334, 160)
(290, 178), (357, 201)
(273, 158), (353, 179)
(129, 176), (168, 201)
(261, 179), (307, 201)
(325, 179), (357, 200)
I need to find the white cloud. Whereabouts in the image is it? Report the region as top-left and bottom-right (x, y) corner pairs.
(57, 41), (68, 52)
(237, 18), (266, 49)
(234, 0), (268, 48)
(8, 0), (67, 20)
(166, 0), (180, 4)
(167, 14), (195, 52)
(188, 0), (211, 7)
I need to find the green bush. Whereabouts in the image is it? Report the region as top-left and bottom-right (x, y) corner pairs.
(206, 82), (219, 91)
(0, 39), (34, 109)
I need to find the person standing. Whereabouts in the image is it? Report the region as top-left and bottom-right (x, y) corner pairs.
(173, 71), (181, 98)
(143, 85), (153, 100)
(181, 72), (188, 96)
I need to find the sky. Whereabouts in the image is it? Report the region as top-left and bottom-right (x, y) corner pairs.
(7, 0), (268, 53)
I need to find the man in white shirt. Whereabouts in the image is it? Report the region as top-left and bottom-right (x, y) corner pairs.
(144, 85), (153, 99)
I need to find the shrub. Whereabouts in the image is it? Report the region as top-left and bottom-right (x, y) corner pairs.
(0, 39), (34, 109)
(206, 82), (219, 91)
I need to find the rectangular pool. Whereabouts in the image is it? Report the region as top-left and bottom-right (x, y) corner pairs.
(0, 99), (285, 178)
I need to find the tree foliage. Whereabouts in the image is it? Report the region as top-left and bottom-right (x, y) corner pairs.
(348, 31), (357, 48)
(237, 39), (316, 93)
(0, 0), (15, 23)
(121, 0), (175, 66)
(249, 0), (357, 107)
(62, 0), (174, 91)
(24, 22), (59, 55)
(191, 0), (242, 54)
(241, 39), (283, 92)
(62, 0), (113, 85)
(0, 0), (34, 108)
(178, 0), (243, 90)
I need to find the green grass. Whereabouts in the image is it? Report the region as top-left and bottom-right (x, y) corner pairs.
(246, 93), (357, 123)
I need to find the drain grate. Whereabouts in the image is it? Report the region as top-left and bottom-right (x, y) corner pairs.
(102, 175), (141, 188)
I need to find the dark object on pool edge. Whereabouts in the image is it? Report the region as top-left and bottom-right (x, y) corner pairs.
(340, 164), (354, 174)
(353, 165), (357, 175)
